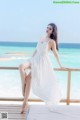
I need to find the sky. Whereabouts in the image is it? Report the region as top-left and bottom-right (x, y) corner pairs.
(0, 0), (80, 43)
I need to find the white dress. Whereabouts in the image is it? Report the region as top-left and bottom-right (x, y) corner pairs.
(27, 40), (62, 110)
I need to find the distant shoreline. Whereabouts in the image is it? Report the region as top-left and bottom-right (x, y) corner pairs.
(0, 41), (80, 48)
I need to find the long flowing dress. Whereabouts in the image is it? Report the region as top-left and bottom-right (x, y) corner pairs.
(26, 40), (62, 111)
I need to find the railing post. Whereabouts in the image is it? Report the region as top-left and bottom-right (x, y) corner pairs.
(67, 70), (71, 105)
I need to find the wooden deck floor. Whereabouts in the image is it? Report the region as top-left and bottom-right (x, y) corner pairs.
(0, 104), (29, 120)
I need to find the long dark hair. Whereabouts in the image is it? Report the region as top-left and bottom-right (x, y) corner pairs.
(48, 23), (59, 51)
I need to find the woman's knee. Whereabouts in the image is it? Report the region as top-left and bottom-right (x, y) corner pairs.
(19, 64), (24, 70)
(19, 62), (31, 70)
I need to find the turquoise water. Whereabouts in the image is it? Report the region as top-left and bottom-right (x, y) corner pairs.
(0, 44), (80, 100)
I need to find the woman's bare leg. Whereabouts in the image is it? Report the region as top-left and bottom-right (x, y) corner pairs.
(19, 61), (32, 114)
(19, 62), (31, 96)
(23, 72), (31, 103)
(21, 72), (31, 114)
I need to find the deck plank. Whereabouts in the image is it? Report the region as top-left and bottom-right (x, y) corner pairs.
(0, 104), (29, 120)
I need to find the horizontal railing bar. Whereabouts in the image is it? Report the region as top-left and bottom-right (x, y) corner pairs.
(54, 68), (80, 71)
(0, 98), (80, 103)
(0, 67), (80, 71)
(0, 98), (72, 102)
(0, 67), (18, 70)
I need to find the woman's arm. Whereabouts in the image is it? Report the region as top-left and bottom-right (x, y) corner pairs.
(50, 40), (62, 68)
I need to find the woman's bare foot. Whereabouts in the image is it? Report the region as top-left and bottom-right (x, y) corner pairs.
(21, 102), (29, 114)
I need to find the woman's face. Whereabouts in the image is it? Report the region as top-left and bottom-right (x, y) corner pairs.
(46, 25), (53, 35)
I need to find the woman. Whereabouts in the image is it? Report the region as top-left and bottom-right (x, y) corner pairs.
(19, 23), (67, 114)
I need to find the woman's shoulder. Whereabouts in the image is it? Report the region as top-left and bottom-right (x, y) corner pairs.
(49, 38), (56, 44)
